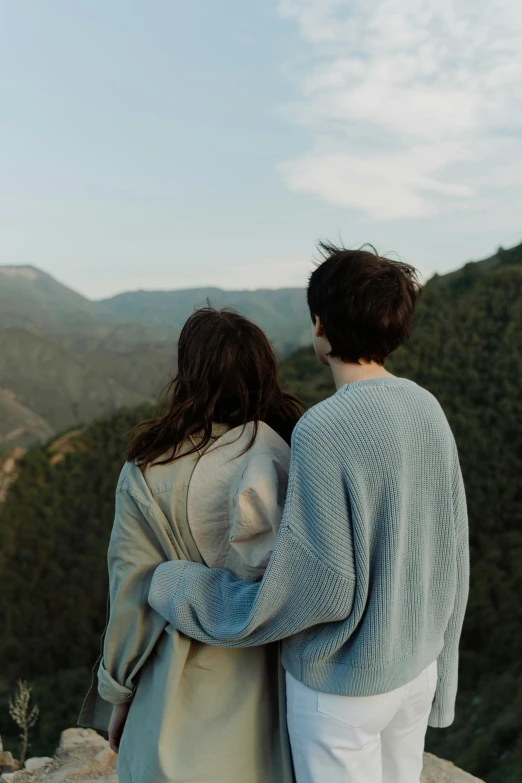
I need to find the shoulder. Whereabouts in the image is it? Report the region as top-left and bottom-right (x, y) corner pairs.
(394, 380), (454, 433)
(292, 393), (347, 448)
(116, 460), (139, 493)
(250, 422), (291, 468)
(130, 441), (202, 498)
(400, 379), (445, 410)
(292, 379), (452, 441)
(187, 424), (291, 540)
(115, 461), (154, 510)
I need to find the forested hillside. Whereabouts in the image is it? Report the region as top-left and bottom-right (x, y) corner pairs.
(0, 267), (175, 447)
(0, 241), (521, 781)
(0, 267), (309, 447)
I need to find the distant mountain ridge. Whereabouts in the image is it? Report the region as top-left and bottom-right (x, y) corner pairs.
(0, 265), (311, 347)
(0, 266), (175, 447)
(1, 239), (521, 448)
(0, 265), (117, 332)
(0, 266), (311, 448)
(100, 286), (311, 354)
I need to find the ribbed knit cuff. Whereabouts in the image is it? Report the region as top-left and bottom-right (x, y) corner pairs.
(97, 662), (133, 705)
(428, 699), (455, 729)
(148, 560), (192, 621)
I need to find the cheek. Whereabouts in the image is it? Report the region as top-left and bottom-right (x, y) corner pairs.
(312, 335), (329, 365)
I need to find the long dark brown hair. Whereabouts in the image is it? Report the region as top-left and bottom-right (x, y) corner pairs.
(128, 307), (303, 469)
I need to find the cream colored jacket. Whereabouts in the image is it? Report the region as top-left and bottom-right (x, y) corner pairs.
(79, 422), (294, 783)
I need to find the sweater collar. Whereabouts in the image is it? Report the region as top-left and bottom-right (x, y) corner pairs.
(337, 376), (415, 393)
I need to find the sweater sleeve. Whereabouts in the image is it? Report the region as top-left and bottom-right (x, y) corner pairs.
(429, 449), (470, 728)
(98, 484), (168, 705)
(148, 418), (356, 647)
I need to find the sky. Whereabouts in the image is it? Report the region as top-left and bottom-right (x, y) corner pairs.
(1, 0), (521, 299)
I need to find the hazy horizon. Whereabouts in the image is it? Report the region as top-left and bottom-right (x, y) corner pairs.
(0, 247), (479, 302)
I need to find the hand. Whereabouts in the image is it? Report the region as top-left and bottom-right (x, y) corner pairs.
(108, 702), (131, 753)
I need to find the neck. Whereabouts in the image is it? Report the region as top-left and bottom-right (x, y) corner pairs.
(328, 359), (393, 390)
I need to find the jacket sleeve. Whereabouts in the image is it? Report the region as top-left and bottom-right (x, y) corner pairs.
(148, 419), (356, 647)
(97, 486), (168, 705)
(429, 448), (470, 728)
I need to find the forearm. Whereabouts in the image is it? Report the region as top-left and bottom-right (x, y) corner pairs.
(149, 527), (355, 647)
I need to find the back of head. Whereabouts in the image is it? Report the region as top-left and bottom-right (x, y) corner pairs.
(307, 242), (423, 364)
(128, 307), (302, 469)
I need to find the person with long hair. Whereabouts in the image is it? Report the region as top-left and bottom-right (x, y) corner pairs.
(79, 307), (302, 783)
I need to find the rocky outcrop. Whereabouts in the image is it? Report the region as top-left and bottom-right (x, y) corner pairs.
(0, 730), (116, 783)
(0, 729), (484, 783)
(0, 735), (20, 776)
(0, 751), (19, 776)
(422, 753), (484, 782)
(24, 759), (54, 773)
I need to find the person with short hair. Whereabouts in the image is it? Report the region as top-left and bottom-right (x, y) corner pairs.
(149, 243), (470, 783)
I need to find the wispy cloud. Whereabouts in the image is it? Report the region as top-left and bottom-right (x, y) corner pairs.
(276, 0), (522, 220)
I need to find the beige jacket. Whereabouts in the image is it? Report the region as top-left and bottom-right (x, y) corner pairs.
(79, 422), (294, 783)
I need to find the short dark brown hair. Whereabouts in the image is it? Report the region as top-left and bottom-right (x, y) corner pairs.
(307, 242), (422, 364)
(128, 307), (303, 469)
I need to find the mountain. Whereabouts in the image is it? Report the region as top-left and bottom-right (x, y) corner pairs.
(0, 267), (311, 448)
(0, 266), (311, 351)
(0, 325), (176, 449)
(4, 241), (519, 450)
(0, 328), (147, 433)
(0, 389), (54, 449)
(0, 266), (115, 332)
(0, 268), (178, 448)
(101, 287), (311, 355)
(433, 240), (522, 294)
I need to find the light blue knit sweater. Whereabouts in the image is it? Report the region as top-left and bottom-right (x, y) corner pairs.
(149, 377), (469, 728)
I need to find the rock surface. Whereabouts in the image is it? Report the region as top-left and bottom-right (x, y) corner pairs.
(0, 729), (483, 783)
(422, 753), (483, 782)
(0, 730), (117, 783)
(25, 759), (54, 773)
(0, 750), (20, 775)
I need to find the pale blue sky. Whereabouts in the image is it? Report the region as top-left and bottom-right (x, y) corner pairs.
(1, 0), (521, 298)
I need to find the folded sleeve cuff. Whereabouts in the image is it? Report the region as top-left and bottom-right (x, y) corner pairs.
(428, 699), (455, 729)
(97, 662), (134, 705)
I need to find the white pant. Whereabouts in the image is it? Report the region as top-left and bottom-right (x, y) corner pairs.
(286, 661), (438, 783)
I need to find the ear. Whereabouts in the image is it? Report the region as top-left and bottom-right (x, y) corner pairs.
(313, 316), (325, 338)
